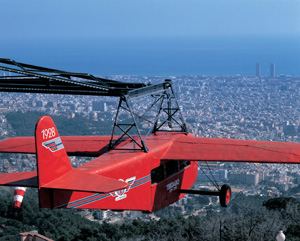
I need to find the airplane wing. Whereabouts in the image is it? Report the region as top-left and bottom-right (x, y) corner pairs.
(0, 171), (38, 187)
(162, 135), (300, 164)
(0, 136), (111, 157)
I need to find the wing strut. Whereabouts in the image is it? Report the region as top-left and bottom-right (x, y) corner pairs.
(196, 161), (220, 191)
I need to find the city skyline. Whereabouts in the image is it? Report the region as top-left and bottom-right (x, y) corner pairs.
(0, 1), (300, 239)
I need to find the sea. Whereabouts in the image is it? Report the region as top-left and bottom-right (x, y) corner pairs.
(1, 36), (300, 76)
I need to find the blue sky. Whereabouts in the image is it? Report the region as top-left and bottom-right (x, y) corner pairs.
(1, 0), (300, 75)
(1, 0), (300, 40)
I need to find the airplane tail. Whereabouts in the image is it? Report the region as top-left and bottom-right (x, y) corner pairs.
(35, 116), (73, 187)
(1, 116), (129, 209)
(35, 116), (129, 208)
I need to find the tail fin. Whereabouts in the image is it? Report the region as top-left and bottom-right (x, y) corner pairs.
(35, 116), (129, 208)
(35, 116), (72, 187)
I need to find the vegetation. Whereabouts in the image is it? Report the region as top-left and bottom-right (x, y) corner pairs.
(0, 188), (300, 240)
(2, 112), (300, 240)
(6, 111), (113, 136)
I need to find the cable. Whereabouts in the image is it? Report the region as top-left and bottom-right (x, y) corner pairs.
(196, 161), (220, 191)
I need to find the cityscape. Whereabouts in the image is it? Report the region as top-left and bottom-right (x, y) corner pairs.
(1, 66), (300, 223)
(1, 0), (299, 239)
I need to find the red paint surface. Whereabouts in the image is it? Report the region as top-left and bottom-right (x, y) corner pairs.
(1, 116), (300, 212)
(226, 189), (231, 203)
(163, 135), (300, 164)
(0, 136), (111, 157)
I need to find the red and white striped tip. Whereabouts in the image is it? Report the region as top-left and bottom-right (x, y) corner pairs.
(14, 187), (27, 209)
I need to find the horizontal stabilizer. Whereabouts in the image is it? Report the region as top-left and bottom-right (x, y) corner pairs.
(163, 135), (300, 164)
(42, 170), (129, 193)
(0, 171), (37, 187)
(0, 136), (111, 157)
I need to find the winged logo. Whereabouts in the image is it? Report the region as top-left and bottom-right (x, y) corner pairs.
(42, 137), (64, 152)
(110, 177), (136, 201)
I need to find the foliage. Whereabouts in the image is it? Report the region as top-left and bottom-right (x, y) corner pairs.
(0, 187), (300, 240)
(289, 185), (300, 195)
(6, 111), (113, 136)
(263, 197), (300, 211)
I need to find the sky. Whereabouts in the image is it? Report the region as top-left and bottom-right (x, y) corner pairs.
(1, 0), (300, 75)
(1, 0), (300, 40)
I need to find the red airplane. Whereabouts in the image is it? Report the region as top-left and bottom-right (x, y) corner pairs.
(0, 59), (300, 212)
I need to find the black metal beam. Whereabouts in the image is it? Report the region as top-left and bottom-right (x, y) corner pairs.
(0, 59), (189, 152)
(127, 82), (171, 98)
(179, 189), (220, 196)
(0, 59), (147, 97)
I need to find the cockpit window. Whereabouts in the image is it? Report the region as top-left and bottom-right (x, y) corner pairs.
(151, 161), (191, 184)
(179, 161), (190, 170)
(166, 161), (178, 178)
(151, 165), (164, 184)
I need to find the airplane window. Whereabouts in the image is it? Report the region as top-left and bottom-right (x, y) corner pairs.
(151, 165), (164, 184)
(166, 161), (178, 178)
(179, 161), (190, 170)
(151, 161), (189, 185)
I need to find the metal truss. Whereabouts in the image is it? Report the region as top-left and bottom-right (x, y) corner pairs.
(0, 59), (188, 152)
(109, 80), (187, 152)
(0, 58), (146, 96)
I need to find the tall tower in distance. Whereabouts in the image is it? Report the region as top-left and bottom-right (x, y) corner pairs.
(256, 63), (261, 77)
(270, 63), (275, 77)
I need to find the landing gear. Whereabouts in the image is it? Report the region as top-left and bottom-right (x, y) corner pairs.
(179, 184), (232, 207)
(219, 184), (231, 207)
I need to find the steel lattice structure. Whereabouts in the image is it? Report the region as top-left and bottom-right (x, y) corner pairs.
(0, 59), (187, 152)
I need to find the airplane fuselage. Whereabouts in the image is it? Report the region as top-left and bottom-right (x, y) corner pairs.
(40, 133), (198, 212)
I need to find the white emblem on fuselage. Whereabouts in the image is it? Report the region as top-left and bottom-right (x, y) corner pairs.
(110, 177), (136, 201)
(166, 179), (180, 193)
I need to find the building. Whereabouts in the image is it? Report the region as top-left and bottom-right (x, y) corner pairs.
(270, 63), (275, 77)
(245, 173), (259, 185)
(229, 172), (259, 185)
(198, 169), (228, 182)
(92, 101), (107, 112)
(256, 62), (260, 77)
(19, 232), (54, 241)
